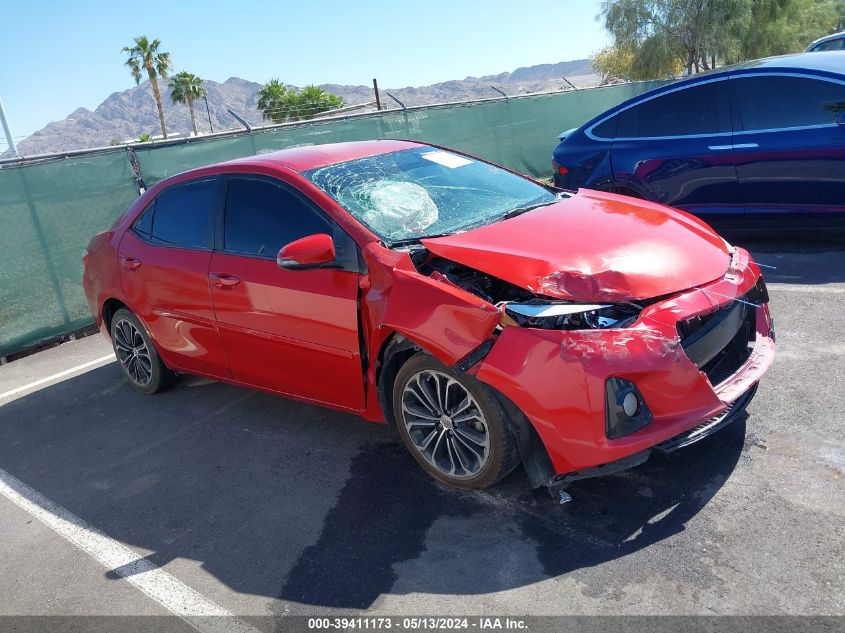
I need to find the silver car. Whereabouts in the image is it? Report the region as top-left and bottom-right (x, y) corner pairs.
(806, 31), (845, 52)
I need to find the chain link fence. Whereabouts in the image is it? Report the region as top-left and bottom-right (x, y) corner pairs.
(0, 80), (664, 357)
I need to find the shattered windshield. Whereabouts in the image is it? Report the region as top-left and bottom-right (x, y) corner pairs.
(302, 147), (558, 244)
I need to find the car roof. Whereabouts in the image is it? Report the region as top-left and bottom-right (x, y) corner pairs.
(722, 50), (845, 75)
(572, 51), (845, 135)
(217, 139), (424, 173)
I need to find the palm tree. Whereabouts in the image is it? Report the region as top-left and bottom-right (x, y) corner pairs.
(122, 36), (173, 139)
(169, 71), (207, 136)
(257, 80), (344, 123)
(257, 79), (294, 124)
(295, 85), (343, 120)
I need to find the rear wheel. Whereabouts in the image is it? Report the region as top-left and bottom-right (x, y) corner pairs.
(110, 308), (176, 395)
(392, 354), (519, 489)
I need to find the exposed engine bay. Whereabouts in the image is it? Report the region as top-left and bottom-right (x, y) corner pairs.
(410, 250), (645, 331)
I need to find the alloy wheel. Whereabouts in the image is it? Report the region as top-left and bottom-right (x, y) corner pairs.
(400, 369), (490, 479)
(113, 318), (153, 387)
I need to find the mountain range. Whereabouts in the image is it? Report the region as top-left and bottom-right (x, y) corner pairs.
(9, 59), (595, 156)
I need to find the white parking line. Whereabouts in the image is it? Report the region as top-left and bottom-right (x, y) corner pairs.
(771, 284), (845, 294)
(0, 354), (115, 401)
(0, 467), (262, 633)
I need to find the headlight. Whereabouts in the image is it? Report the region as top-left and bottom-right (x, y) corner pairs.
(504, 302), (640, 330)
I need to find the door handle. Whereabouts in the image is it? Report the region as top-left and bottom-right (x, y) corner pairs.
(209, 273), (241, 288)
(708, 143), (759, 150)
(121, 257), (142, 271)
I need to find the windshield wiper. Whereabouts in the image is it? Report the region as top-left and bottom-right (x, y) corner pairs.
(387, 232), (455, 248)
(498, 198), (560, 222)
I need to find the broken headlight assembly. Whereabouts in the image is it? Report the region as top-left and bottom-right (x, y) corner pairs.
(503, 302), (641, 330)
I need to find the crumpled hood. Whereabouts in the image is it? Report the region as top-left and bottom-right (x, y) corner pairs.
(421, 189), (731, 302)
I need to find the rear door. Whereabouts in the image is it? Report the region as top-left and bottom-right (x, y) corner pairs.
(119, 177), (231, 378)
(609, 79), (742, 225)
(208, 175), (365, 410)
(730, 72), (845, 231)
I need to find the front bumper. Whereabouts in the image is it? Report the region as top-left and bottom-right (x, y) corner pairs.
(476, 249), (775, 476)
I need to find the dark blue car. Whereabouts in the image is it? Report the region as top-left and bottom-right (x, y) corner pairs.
(552, 52), (845, 234)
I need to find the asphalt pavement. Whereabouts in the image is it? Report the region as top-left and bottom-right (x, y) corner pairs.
(0, 241), (842, 626)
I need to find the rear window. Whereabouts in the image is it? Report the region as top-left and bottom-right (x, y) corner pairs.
(133, 204), (154, 238)
(591, 115), (618, 139)
(618, 82), (725, 138)
(133, 179), (216, 249)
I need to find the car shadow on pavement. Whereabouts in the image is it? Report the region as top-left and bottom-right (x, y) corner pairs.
(0, 365), (747, 611)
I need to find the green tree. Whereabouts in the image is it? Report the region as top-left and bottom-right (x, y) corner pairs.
(257, 79), (294, 124)
(138, 133), (153, 142)
(591, 45), (684, 81)
(257, 80), (343, 123)
(122, 36), (173, 139)
(737, 0), (844, 60)
(599, 0), (843, 78)
(169, 71), (207, 136)
(294, 85), (343, 120)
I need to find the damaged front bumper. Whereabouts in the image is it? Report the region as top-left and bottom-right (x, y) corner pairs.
(474, 250), (775, 482)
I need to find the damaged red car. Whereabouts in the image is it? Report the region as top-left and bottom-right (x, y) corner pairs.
(83, 140), (775, 496)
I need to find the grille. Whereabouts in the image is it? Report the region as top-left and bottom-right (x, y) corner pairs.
(678, 284), (761, 387)
(699, 314), (755, 386)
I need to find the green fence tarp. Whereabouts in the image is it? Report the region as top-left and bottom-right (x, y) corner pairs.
(0, 151), (138, 355)
(0, 80), (665, 357)
(133, 81), (664, 185)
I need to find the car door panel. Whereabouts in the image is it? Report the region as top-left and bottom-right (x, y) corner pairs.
(209, 253), (363, 409)
(118, 179), (230, 378)
(730, 73), (845, 230)
(209, 175), (365, 411)
(120, 232), (229, 376)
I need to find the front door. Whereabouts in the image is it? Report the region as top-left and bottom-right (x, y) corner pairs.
(209, 175), (365, 411)
(118, 177), (231, 378)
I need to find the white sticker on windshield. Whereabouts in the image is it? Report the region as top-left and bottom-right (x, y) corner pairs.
(420, 151), (473, 169)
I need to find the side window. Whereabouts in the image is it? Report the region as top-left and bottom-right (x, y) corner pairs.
(223, 178), (332, 257)
(591, 114), (618, 139)
(148, 179), (216, 249)
(133, 203), (154, 238)
(812, 39), (844, 52)
(617, 81), (725, 138)
(732, 75), (845, 131)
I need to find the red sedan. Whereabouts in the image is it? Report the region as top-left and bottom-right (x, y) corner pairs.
(82, 140), (775, 495)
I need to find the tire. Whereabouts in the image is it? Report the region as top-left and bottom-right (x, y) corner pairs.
(392, 353), (520, 489)
(110, 308), (176, 395)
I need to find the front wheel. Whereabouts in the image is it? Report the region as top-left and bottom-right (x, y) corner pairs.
(110, 308), (176, 395)
(392, 354), (520, 489)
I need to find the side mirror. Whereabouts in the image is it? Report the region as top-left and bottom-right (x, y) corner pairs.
(277, 233), (336, 269)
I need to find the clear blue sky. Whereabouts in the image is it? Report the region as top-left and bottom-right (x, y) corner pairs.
(0, 0), (609, 141)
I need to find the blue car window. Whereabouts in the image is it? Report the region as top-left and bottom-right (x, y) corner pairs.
(617, 81), (725, 138)
(592, 115), (618, 139)
(732, 75), (845, 131)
